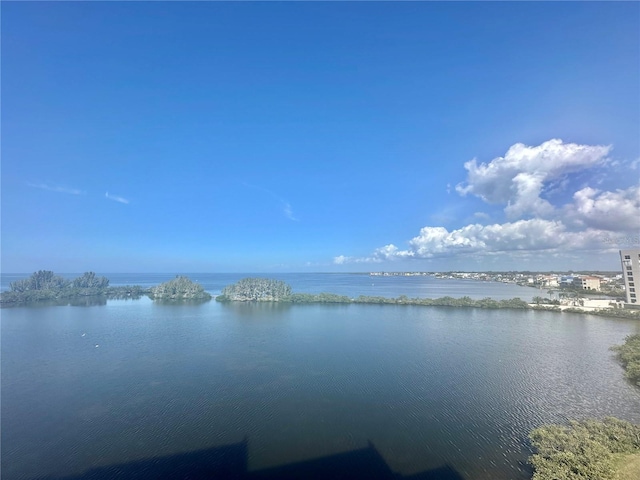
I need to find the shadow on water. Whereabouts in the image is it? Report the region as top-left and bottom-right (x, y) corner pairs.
(30, 439), (466, 480)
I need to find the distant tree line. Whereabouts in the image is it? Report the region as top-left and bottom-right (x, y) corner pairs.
(286, 292), (352, 304)
(216, 279), (535, 310)
(350, 295), (531, 309)
(214, 279), (640, 320)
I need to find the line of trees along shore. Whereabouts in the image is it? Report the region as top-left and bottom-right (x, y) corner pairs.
(216, 278), (640, 319)
(4, 274), (640, 320)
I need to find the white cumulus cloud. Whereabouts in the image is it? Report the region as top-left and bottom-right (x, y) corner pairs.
(456, 139), (611, 218)
(565, 184), (640, 232)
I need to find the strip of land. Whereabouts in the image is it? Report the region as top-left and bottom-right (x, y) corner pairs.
(3, 273), (639, 320)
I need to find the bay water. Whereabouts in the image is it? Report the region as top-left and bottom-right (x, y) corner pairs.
(2, 274), (639, 479)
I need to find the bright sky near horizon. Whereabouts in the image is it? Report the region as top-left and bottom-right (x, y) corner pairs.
(2, 2), (639, 273)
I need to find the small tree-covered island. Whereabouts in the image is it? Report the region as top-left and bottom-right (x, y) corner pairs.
(148, 276), (211, 301)
(0, 271), (210, 305)
(0, 270), (148, 305)
(217, 277), (292, 302)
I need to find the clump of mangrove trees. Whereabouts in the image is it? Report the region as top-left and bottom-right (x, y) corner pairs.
(1, 270), (149, 305)
(217, 277), (292, 302)
(148, 276), (211, 301)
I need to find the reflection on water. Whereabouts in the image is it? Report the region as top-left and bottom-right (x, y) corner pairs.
(2, 295), (639, 480)
(151, 298), (211, 307)
(0, 296), (109, 308)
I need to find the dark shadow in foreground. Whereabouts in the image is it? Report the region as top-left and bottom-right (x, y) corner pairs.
(30, 438), (466, 480)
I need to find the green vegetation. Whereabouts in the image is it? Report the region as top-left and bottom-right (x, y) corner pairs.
(347, 294), (531, 309)
(0, 271), (197, 306)
(611, 334), (640, 387)
(148, 276), (211, 301)
(213, 278), (640, 320)
(0, 270), (133, 305)
(9, 270), (70, 292)
(217, 277), (292, 302)
(532, 296), (561, 306)
(213, 279), (640, 319)
(286, 292), (352, 304)
(529, 417), (640, 480)
(216, 279), (534, 310)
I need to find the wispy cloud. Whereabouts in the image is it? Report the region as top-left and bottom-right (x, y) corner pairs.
(283, 202), (298, 221)
(27, 182), (84, 195)
(105, 192), (130, 204)
(242, 182), (299, 221)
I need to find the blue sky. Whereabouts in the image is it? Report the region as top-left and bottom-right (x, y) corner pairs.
(2, 2), (639, 273)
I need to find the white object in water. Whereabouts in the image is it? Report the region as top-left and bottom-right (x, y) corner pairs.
(95, 344), (99, 348)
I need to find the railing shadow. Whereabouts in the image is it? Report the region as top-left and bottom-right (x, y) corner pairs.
(30, 438), (466, 480)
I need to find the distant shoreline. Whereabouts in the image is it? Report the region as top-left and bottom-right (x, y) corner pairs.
(2, 272), (637, 320)
(216, 293), (640, 320)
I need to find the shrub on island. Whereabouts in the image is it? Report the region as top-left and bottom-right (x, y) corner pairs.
(148, 276), (211, 301)
(216, 278), (292, 302)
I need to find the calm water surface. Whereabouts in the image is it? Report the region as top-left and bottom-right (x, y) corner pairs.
(2, 274), (639, 479)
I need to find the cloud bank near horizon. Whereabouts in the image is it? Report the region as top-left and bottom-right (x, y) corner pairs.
(335, 139), (639, 265)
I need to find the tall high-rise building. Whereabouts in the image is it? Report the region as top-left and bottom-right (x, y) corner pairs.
(620, 249), (640, 304)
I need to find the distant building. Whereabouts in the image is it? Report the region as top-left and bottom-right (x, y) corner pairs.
(573, 276), (600, 291)
(560, 275), (575, 285)
(539, 275), (559, 288)
(620, 249), (640, 304)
